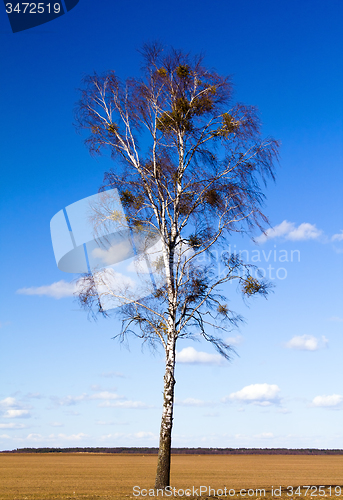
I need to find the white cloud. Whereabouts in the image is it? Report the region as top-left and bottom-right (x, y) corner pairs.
(96, 268), (137, 290)
(224, 383), (281, 406)
(95, 420), (129, 426)
(0, 423), (27, 429)
(312, 394), (343, 407)
(0, 397), (31, 418)
(134, 431), (156, 439)
(25, 433), (88, 442)
(93, 267), (143, 310)
(89, 391), (123, 401)
(90, 385), (102, 391)
(56, 433), (88, 441)
(99, 431), (157, 442)
(256, 220), (294, 243)
(100, 371), (125, 378)
(51, 394), (88, 406)
(92, 241), (132, 266)
(50, 391), (149, 411)
(51, 391), (125, 406)
(277, 408), (291, 414)
(287, 223), (323, 241)
(329, 316), (343, 323)
(285, 334), (328, 351)
(256, 220), (323, 243)
(176, 347), (224, 365)
(332, 231), (343, 242)
(98, 400), (152, 409)
(0, 397), (16, 408)
(233, 433), (249, 440)
(25, 433), (43, 441)
(3, 409), (30, 418)
(17, 280), (78, 299)
(176, 398), (210, 407)
(254, 432), (274, 439)
(226, 335), (243, 346)
(26, 392), (42, 399)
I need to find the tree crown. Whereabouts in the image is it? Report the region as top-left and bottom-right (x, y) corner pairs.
(75, 44), (279, 359)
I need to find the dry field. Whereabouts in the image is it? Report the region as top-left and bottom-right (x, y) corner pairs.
(0, 453), (342, 500)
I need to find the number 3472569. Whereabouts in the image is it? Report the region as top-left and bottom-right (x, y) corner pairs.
(5, 3), (61, 14)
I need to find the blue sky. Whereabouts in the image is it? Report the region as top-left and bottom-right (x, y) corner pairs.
(0, 0), (342, 451)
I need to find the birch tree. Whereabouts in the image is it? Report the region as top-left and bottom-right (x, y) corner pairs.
(75, 43), (279, 489)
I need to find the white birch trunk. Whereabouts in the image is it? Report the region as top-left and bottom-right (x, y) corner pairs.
(154, 334), (176, 489)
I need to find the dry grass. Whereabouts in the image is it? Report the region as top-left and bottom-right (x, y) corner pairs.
(0, 453), (342, 500)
